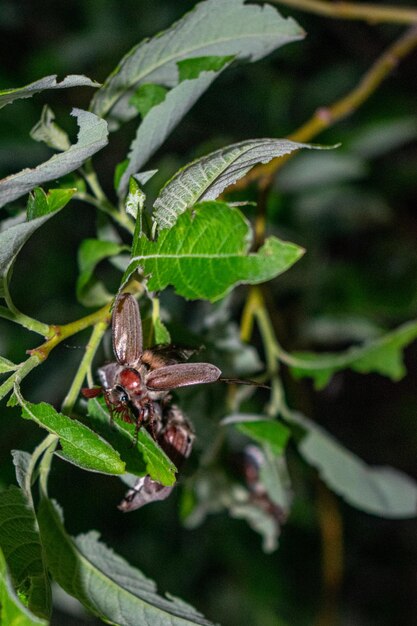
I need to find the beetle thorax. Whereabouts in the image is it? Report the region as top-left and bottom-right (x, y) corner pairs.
(118, 367), (144, 394)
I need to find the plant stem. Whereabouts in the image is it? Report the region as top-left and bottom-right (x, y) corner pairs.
(82, 159), (109, 203)
(240, 287), (260, 343)
(273, 0), (417, 25)
(315, 481), (344, 626)
(1, 284), (51, 336)
(80, 159), (135, 234)
(28, 302), (112, 362)
(61, 320), (108, 415)
(21, 433), (58, 505)
(74, 192), (134, 234)
(39, 437), (58, 494)
(0, 355), (41, 401)
(231, 25), (417, 191)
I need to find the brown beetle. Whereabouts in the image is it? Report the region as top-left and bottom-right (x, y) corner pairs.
(118, 403), (194, 512)
(82, 293), (221, 439)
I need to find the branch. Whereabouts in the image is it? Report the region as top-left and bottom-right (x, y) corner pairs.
(273, 0), (417, 25)
(231, 25), (417, 192)
(28, 301), (112, 362)
(61, 319), (109, 415)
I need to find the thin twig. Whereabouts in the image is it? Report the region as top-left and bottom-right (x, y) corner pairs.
(28, 302), (112, 362)
(314, 482), (344, 626)
(231, 25), (417, 192)
(61, 320), (109, 415)
(273, 0), (417, 25)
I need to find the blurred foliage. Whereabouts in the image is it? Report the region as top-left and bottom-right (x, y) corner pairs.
(0, 1), (417, 625)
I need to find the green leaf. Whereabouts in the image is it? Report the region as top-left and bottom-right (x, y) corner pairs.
(287, 320), (417, 389)
(222, 415), (290, 455)
(0, 487), (51, 620)
(76, 238), (127, 307)
(0, 74), (99, 109)
(87, 398), (177, 486)
(37, 498), (216, 625)
(11, 450), (32, 501)
(91, 0), (304, 126)
(287, 410), (417, 518)
(177, 55), (234, 81)
(123, 201), (304, 302)
(118, 69), (228, 195)
(153, 138), (328, 230)
(0, 549), (47, 626)
(129, 84), (168, 117)
(0, 356), (17, 374)
(0, 109), (108, 208)
(0, 212), (61, 297)
(26, 187), (76, 220)
(30, 105), (71, 151)
(153, 317), (171, 344)
(20, 401), (125, 475)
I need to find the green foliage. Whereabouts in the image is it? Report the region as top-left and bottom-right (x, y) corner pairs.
(287, 410), (417, 517)
(129, 84), (168, 118)
(26, 188), (76, 220)
(0, 109), (108, 208)
(1, 0), (417, 623)
(87, 399), (177, 485)
(76, 239), (127, 307)
(0, 486), (50, 620)
(0, 211), (63, 297)
(223, 415), (290, 455)
(20, 400), (126, 475)
(90, 0), (303, 125)
(124, 201), (304, 301)
(37, 498), (216, 626)
(0, 74), (99, 110)
(152, 138), (325, 230)
(0, 549), (47, 626)
(287, 319), (417, 389)
(30, 106), (71, 152)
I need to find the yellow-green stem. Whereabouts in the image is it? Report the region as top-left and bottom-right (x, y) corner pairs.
(61, 320), (109, 415)
(29, 302), (112, 362)
(274, 0), (417, 25)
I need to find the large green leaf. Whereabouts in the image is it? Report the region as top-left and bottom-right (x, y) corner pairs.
(37, 497), (216, 626)
(286, 319), (417, 389)
(123, 201), (304, 301)
(287, 410), (417, 518)
(20, 401), (125, 476)
(0, 109), (108, 208)
(91, 0), (303, 126)
(0, 74), (99, 109)
(0, 487), (51, 620)
(87, 398), (176, 485)
(0, 549), (47, 626)
(118, 68), (229, 195)
(153, 138), (323, 230)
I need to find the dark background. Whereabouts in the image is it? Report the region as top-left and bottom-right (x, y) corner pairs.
(1, 1), (417, 624)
